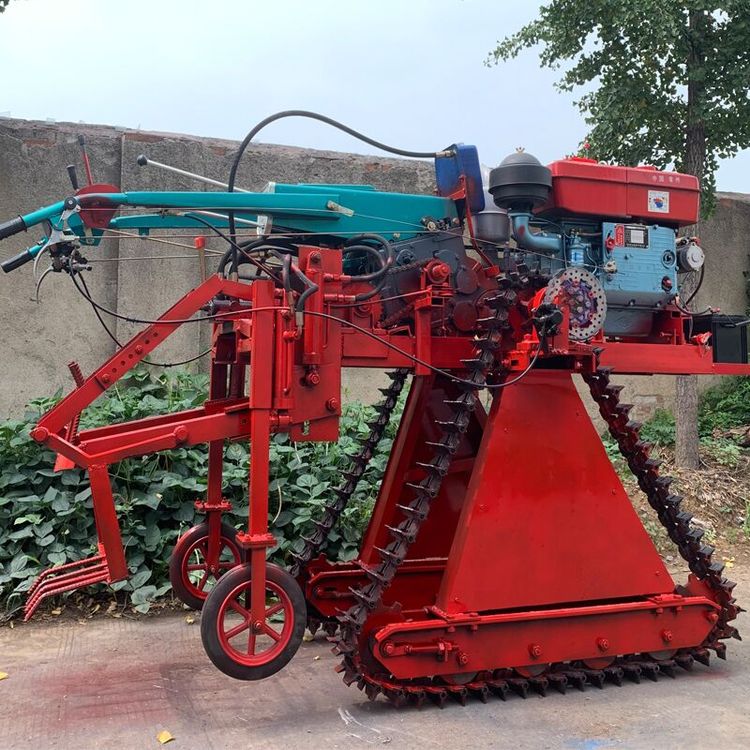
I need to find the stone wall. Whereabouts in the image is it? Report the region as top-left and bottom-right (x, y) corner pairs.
(0, 117), (748, 419)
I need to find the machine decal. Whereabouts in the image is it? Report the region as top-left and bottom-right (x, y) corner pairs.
(648, 189), (670, 213)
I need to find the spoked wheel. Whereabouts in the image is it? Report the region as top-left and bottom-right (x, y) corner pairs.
(201, 562), (306, 680)
(169, 522), (242, 610)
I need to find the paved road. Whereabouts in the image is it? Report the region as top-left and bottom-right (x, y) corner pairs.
(2, 567), (749, 750)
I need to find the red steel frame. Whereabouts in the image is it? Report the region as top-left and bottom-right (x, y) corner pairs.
(22, 242), (749, 685)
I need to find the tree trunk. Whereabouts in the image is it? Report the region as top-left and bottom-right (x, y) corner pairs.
(674, 9), (708, 469)
(675, 375), (700, 467)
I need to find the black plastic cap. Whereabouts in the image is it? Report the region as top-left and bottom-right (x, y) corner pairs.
(136, 154), (148, 167)
(489, 151), (552, 211)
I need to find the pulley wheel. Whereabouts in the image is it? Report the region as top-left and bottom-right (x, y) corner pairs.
(169, 522), (242, 610)
(514, 664), (548, 678)
(647, 649), (677, 661)
(582, 657), (615, 669)
(441, 672), (479, 685)
(201, 563), (306, 680)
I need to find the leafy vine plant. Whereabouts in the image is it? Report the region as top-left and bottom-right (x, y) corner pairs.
(0, 368), (403, 615)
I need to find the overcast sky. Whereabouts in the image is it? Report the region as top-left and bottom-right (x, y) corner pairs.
(1, 0), (749, 192)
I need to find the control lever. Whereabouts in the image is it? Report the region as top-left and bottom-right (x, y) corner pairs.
(78, 135), (94, 186)
(66, 164), (80, 191)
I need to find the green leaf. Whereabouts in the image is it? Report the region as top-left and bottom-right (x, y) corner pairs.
(296, 474), (316, 488)
(9, 554), (29, 574)
(130, 570), (152, 590)
(51, 495), (70, 513)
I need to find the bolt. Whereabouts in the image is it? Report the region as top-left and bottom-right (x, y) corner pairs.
(326, 397), (339, 413)
(382, 641), (395, 657)
(30, 426), (49, 443)
(174, 425), (189, 443)
(661, 629), (673, 643)
(457, 651), (469, 666)
(252, 620), (263, 632)
(135, 345), (144, 354)
(528, 643), (542, 659)
(597, 638), (610, 652)
(305, 371), (321, 386)
(309, 251), (321, 263)
(101, 373), (111, 384)
(706, 611), (719, 624)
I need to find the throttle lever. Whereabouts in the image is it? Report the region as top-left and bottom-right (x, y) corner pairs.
(66, 165), (80, 191)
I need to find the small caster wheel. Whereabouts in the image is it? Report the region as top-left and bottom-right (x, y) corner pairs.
(201, 563), (306, 680)
(169, 521), (242, 610)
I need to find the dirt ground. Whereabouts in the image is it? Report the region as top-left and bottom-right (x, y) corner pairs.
(1, 563), (749, 750)
(621, 448), (750, 564)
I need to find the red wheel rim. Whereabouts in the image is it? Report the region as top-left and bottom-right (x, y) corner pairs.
(216, 578), (295, 666)
(180, 535), (241, 601)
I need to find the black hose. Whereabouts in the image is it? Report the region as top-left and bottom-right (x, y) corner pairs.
(216, 236), (294, 277)
(683, 264), (705, 307)
(73, 273), (211, 367)
(186, 214), (281, 282)
(341, 233), (394, 302)
(225, 110), (445, 273)
(68, 271), (540, 391)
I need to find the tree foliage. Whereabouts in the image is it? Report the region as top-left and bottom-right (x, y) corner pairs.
(488, 1), (750, 213)
(0, 1), (11, 13)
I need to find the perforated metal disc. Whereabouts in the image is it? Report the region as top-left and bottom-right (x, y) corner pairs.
(543, 268), (607, 341)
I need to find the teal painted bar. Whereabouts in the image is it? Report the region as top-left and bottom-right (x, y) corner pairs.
(18, 183), (458, 253)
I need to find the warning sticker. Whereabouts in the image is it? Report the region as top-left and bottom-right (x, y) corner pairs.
(648, 190), (670, 213)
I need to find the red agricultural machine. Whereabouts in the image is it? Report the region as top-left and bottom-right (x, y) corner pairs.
(2, 111), (748, 706)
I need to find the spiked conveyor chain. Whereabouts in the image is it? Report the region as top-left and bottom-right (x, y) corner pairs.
(331, 285), (512, 704)
(583, 357), (742, 649)
(322, 346), (740, 708)
(290, 369), (409, 579)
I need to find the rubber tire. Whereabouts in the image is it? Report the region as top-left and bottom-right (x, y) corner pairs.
(169, 521), (241, 611)
(200, 562), (307, 681)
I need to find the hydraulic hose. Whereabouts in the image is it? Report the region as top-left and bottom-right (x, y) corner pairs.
(225, 110), (446, 273)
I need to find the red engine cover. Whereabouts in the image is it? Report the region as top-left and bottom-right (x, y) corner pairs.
(538, 157), (700, 227)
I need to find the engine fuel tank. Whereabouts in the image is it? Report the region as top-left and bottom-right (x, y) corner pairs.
(538, 157), (700, 228)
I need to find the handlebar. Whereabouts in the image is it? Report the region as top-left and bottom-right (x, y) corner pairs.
(0, 247), (34, 273)
(0, 216), (31, 273)
(0, 215), (27, 241)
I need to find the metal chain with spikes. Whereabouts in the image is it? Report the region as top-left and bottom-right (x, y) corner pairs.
(322, 330), (741, 708)
(583, 355), (741, 653)
(331, 283), (511, 698)
(289, 369), (409, 580)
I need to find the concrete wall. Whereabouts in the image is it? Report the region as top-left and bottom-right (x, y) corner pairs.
(0, 118), (434, 416)
(0, 117), (748, 419)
